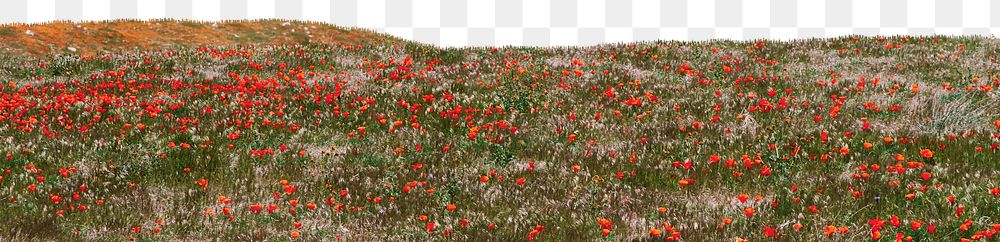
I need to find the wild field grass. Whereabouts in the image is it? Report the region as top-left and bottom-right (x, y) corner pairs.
(0, 32), (998, 241)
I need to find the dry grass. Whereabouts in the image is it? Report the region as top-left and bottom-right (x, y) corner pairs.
(0, 19), (405, 57)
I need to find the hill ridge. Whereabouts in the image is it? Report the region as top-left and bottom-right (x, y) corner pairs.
(0, 19), (408, 57)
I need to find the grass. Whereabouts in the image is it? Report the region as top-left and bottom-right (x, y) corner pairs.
(0, 21), (998, 241)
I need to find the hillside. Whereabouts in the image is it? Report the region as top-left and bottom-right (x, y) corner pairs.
(0, 20), (406, 56)
(0, 22), (997, 241)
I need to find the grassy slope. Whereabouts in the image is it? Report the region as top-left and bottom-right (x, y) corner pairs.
(0, 21), (998, 241)
(0, 20), (406, 57)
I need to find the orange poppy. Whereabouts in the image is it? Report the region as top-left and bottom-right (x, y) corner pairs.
(919, 149), (934, 159)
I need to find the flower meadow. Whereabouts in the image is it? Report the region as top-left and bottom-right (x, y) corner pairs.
(0, 28), (999, 241)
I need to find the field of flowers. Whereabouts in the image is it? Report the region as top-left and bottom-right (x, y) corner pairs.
(0, 26), (999, 241)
